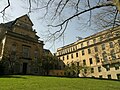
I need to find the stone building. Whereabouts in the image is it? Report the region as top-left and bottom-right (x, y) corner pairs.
(43, 49), (65, 76)
(0, 14), (44, 75)
(56, 26), (120, 79)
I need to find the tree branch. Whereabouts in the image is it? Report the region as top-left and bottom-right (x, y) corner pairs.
(46, 3), (115, 40)
(53, 3), (114, 27)
(28, 0), (32, 14)
(0, 0), (10, 22)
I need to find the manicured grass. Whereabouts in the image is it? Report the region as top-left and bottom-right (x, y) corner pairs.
(0, 75), (120, 90)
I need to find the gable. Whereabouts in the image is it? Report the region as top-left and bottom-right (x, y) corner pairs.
(16, 14), (33, 26)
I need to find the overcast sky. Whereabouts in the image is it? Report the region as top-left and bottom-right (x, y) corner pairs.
(0, 0), (98, 53)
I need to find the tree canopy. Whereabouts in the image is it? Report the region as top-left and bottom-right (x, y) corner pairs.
(0, 0), (120, 40)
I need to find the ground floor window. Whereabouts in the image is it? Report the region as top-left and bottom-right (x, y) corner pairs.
(107, 74), (111, 79)
(99, 75), (102, 78)
(117, 74), (120, 80)
(91, 68), (94, 73)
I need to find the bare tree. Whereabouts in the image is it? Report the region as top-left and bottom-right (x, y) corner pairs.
(29, 0), (119, 40)
(94, 6), (120, 30)
(2, 47), (21, 74)
(0, 0), (120, 40)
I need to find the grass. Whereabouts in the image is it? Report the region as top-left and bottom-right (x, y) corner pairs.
(0, 75), (120, 90)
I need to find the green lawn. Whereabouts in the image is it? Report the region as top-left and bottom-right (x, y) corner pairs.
(0, 75), (120, 90)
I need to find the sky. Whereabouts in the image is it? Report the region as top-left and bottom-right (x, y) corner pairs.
(0, 0), (99, 53)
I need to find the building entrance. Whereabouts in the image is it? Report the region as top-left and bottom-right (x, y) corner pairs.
(22, 63), (27, 74)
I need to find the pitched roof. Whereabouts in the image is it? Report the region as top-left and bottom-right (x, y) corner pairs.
(2, 14), (33, 28)
(4, 20), (16, 28)
(16, 14), (33, 26)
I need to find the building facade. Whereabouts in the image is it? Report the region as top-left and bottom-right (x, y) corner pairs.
(43, 49), (65, 76)
(0, 15), (44, 75)
(56, 26), (120, 79)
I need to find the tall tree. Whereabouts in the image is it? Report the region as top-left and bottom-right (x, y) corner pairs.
(0, 0), (120, 40)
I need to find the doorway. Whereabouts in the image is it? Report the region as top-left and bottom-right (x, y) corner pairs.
(22, 63), (27, 74)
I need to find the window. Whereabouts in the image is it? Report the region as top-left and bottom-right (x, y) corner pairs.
(75, 46), (77, 50)
(93, 38), (96, 43)
(63, 50), (65, 54)
(34, 50), (38, 58)
(115, 66), (119, 70)
(67, 55), (69, 60)
(70, 47), (72, 52)
(106, 34), (111, 39)
(73, 47), (75, 51)
(101, 44), (105, 50)
(71, 54), (73, 59)
(99, 36), (103, 42)
(89, 58), (93, 65)
(88, 48), (91, 54)
(107, 75), (111, 79)
(106, 65), (110, 71)
(11, 44), (16, 51)
(82, 50), (85, 55)
(59, 52), (60, 55)
(94, 46), (98, 52)
(98, 67), (101, 72)
(34, 67), (38, 73)
(77, 62), (79, 66)
(115, 32), (120, 37)
(117, 74), (120, 80)
(11, 44), (17, 59)
(102, 51), (108, 61)
(68, 48), (70, 52)
(115, 64), (119, 70)
(95, 54), (100, 63)
(81, 43), (83, 48)
(22, 46), (30, 58)
(87, 41), (89, 46)
(91, 68), (94, 73)
(63, 56), (64, 60)
(110, 49), (116, 60)
(84, 69), (87, 74)
(109, 42), (114, 48)
(83, 60), (86, 65)
(76, 52), (78, 57)
(64, 49), (66, 54)
(58, 57), (60, 60)
(99, 75), (102, 78)
(118, 39), (120, 45)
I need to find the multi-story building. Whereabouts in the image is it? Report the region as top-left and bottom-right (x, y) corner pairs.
(56, 26), (120, 79)
(0, 14), (44, 75)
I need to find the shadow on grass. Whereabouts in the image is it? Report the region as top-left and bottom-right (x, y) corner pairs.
(79, 77), (120, 82)
(0, 75), (27, 79)
(42, 75), (120, 82)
